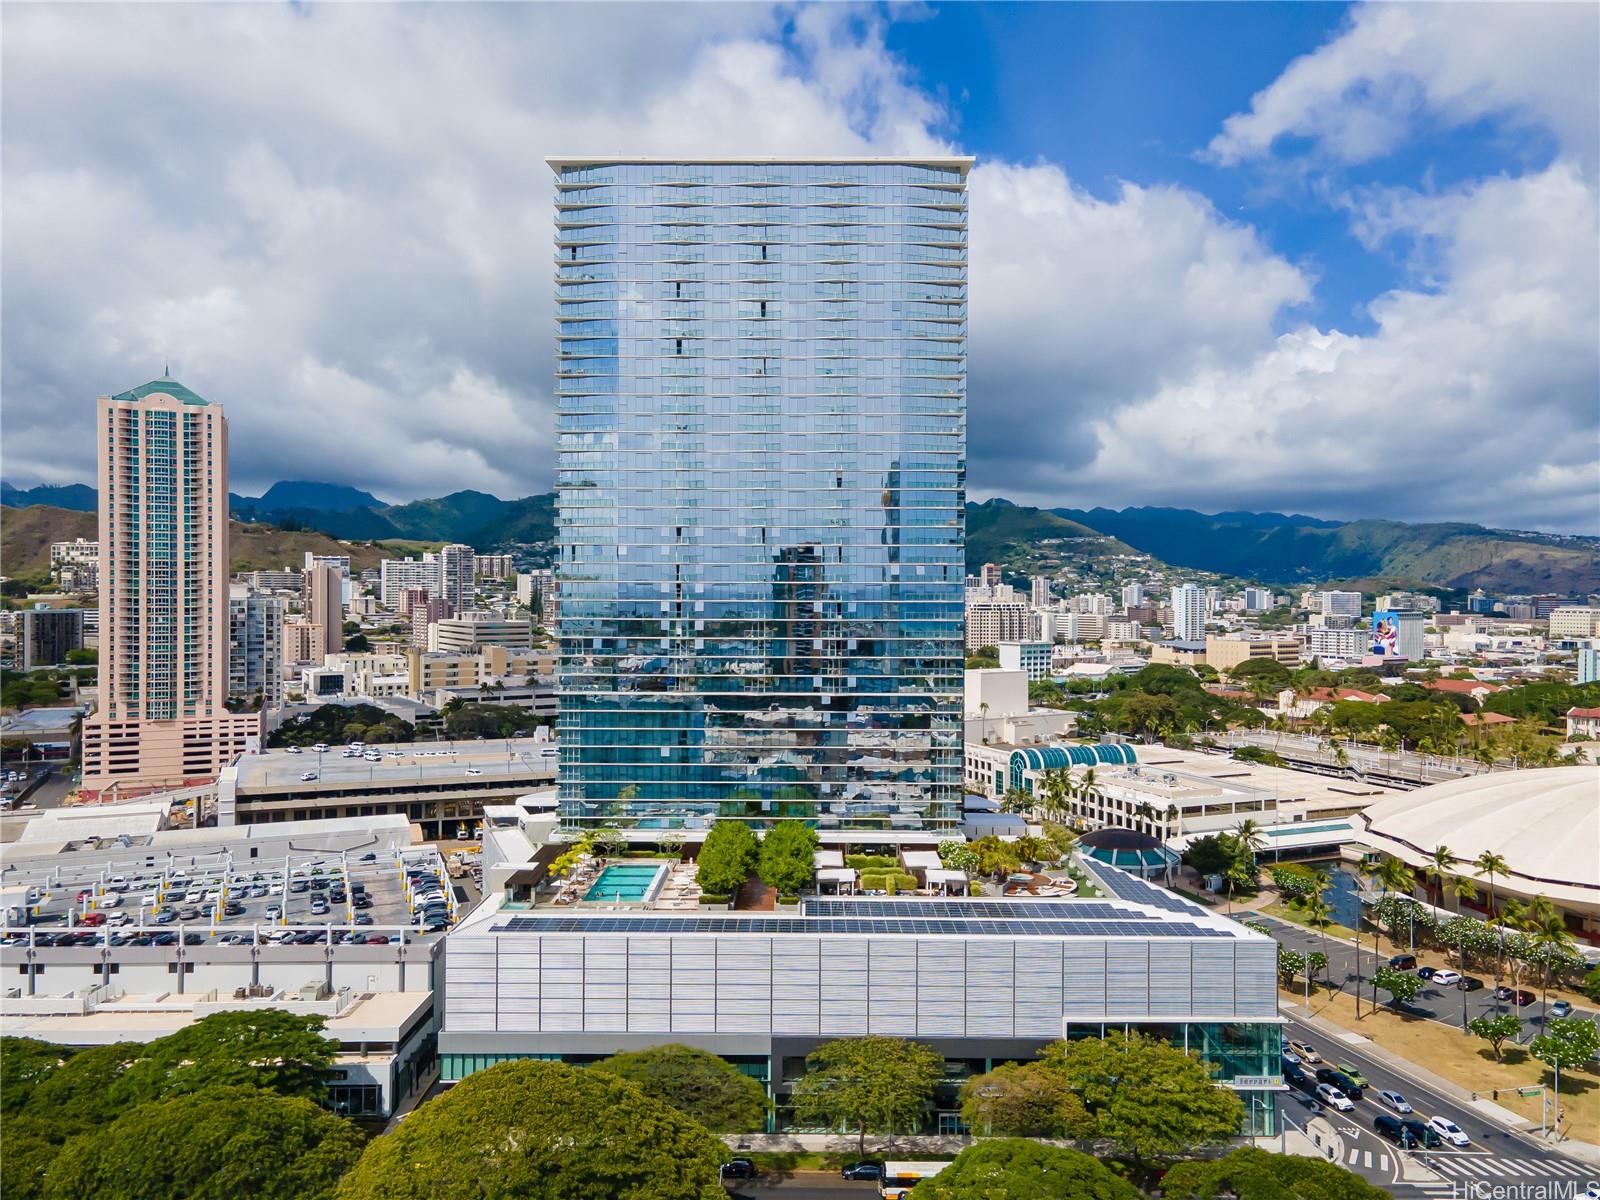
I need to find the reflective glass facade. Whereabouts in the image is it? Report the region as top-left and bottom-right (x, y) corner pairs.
(553, 159), (969, 832)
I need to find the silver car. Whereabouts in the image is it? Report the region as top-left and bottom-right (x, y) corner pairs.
(1377, 1090), (1413, 1114)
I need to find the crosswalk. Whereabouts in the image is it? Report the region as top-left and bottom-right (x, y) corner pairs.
(1345, 1148), (1392, 1172)
(1402, 1154), (1593, 1195)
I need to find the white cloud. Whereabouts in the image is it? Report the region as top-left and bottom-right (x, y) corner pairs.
(2, 2), (1595, 533)
(1208, 2), (1599, 169)
(1082, 161), (1599, 531)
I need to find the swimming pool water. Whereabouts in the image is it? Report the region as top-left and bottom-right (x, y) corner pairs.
(584, 863), (666, 902)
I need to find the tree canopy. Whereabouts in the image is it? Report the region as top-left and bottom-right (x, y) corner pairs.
(694, 819), (759, 895)
(957, 1060), (1089, 1139)
(112, 1010), (337, 1105)
(267, 702), (414, 747)
(756, 819), (819, 895)
(590, 1044), (769, 1132)
(334, 1059), (727, 1200)
(910, 1139), (1140, 1200)
(43, 1086), (364, 1200)
(790, 1035), (943, 1154)
(1160, 1147), (1393, 1200)
(1038, 1034), (1244, 1162)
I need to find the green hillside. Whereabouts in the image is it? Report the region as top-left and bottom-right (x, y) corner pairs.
(1054, 505), (1600, 593)
(965, 500), (1134, 577)
(0, 505), (439, 578)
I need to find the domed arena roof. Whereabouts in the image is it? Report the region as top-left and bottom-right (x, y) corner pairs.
(1357, 766), (1600, 908)
(1078, 825), (1178, 878)
(1079, 826), (1163, 852)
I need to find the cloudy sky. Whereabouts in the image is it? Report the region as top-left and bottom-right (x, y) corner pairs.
(3, 3), (1596, 532)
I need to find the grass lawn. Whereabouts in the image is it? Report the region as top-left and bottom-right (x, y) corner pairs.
(1262, 900), (1361, 942)
(1284, 985), (1600, 1144)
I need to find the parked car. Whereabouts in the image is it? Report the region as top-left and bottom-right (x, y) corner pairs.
(1287, 1040), (1322, 1063)
(1416, 965), (1437, 980)
(1389, 954), (1418, 971)
(264, 904), (283, 920)
(1458, 975), (1485, 992)
(1402, 1119), (1442, 1148)
(1429, 969), (1462, 987)
(176, 907), (202, 921)
(150, 932), (179, 946)
(1428, 1116), (1470, 1147)
(79, 912), (107, 927)
(719, 1160), (756, 1180)
(1374, 1114), (1417, 1146)
(100, 893), (122, 909)
(1549, 1000), (1574, 1019)
(1377, 1090), (1413, 1114)
(1495, 986), (1536, 1006)
(223, 902), (244, 916)
(1316, 1083), (1354, 1112)
(217, 933), (250, 945)
(841, 1162), (883, 1180)
(365, 934), (390, 945)
(152, 909), (176, 924)
(354, 913), (374, 926)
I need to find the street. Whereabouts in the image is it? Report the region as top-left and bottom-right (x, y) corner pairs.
(725, 1174), (876, 1200)
(1257, 910), (1598, 1037)
(1279, 1011), (1595, 1196)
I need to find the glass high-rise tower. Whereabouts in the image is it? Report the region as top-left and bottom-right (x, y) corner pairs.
(551, 158), (970, 833)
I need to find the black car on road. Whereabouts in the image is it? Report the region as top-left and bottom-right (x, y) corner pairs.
(841, 1162), (883, 1180)
(719, 1159), (756, 1180)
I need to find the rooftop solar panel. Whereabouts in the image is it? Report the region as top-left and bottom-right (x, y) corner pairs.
(803, 899), (1133, 920)
(489, 915), (1231, 938)
(1084, 862), (1210, 916)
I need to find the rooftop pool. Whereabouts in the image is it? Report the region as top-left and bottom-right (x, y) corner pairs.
(584, 862), (669, 904)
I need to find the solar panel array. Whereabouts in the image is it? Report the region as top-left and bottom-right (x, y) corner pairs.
(1085, 862), (1210, 916)
(803, 899), (1130, 920)
(491, 915), (1230, 938)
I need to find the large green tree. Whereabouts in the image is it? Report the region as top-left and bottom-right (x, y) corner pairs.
(43, 1087), (363, 1200)
(910, 1139), (1140, 1200)
(790, 1035), (943, 1154)
(957, 1060), (1090, 1139)
(1161, 1147), (1393, 1200)
(1039, 1035), (1243, 1163)
(756, 819), (819, 895)
(0, 1038), (77, 1114)
(694, 819), (759, 896)
(112, 1010), (337, 1105)
(334, 1059), (726, 1200)
(590, 1044), (768, 1132)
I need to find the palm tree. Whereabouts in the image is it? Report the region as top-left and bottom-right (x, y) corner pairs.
(978, 701), (991, 744)
(1303, 889), (1334, 971)
(1423, 845), (1455, 907)
(1038, 768), (1073, 824)
(1363, 855), (1415, 1017)
(1474, 850), (1510, 1002)
(1445, 875), (1479, 963)
(1530, 901), (1576, 1028)
(1234, 818), (1267, 859)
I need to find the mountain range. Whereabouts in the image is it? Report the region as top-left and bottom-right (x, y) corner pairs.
(5, 479), (1596, 594)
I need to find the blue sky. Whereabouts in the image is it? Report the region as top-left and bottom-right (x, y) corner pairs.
(2, 2), (1596, 531)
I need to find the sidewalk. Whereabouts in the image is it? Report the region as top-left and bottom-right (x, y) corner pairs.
(721, 1133), (973, 1154)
